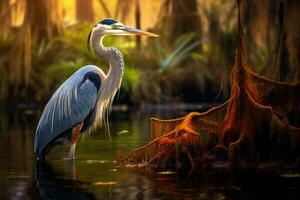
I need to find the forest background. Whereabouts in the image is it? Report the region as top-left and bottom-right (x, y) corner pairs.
(0, 0), (299, 108)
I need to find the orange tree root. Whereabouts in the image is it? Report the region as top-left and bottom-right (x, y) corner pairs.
(119, 69), (300, 174)
(119, 0), (300, 174)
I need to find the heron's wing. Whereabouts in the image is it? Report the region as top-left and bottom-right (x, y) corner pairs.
(34, 71), (100, 157)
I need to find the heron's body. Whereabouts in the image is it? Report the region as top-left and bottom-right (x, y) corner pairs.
(34, 66), (102, 158)
(34, 18), (157, 160)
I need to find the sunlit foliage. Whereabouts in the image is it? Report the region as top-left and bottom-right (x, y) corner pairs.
(0, 0), (298, 106)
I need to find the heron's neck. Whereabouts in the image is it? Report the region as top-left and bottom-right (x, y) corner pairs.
(91, 32), (124, 99)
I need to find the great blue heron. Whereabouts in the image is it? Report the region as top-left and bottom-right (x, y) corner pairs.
(34, 18), (158, 160)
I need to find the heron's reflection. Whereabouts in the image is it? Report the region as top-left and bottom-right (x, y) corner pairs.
(35, 160), (96, 199)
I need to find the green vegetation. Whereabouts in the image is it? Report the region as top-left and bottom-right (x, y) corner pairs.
(0, 0), (298, 106)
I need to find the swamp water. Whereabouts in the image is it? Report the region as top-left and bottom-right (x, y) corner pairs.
(0, 108), (300, 199)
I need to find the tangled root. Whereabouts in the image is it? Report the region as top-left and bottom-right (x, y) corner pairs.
(119, 0), (300, 174)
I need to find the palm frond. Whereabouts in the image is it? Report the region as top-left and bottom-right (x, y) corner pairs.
(155, 33), (201, 72)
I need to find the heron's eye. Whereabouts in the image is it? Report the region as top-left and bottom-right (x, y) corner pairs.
(111, 23), (124, 29)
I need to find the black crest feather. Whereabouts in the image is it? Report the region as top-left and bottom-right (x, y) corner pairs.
(98, 18), (119, 26)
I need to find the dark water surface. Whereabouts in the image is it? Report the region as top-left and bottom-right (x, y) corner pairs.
(1, 108), (300, 199)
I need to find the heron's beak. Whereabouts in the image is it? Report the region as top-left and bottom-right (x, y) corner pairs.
(124, 26), (159, 37)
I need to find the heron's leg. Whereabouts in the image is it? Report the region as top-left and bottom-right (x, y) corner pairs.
(68, 122), (83, 160)
(68, 159), (77, 181)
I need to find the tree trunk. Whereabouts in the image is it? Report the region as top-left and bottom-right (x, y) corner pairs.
(0, 0), (11, 38)
(2, 0), (63, 100)
(76, 0), (94, 22)
(274, 0), (300, 82)
(24, 0), (62, 42)
(242, 0), (281, 77)
(135, 0), (141, 49)
(157, 0), (202, 47)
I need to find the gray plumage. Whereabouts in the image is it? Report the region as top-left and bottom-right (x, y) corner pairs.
(34, 66), (101, 157)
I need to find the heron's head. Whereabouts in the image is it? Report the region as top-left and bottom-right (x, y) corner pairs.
(88, 18), (158, 45)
